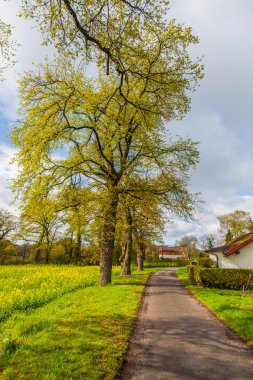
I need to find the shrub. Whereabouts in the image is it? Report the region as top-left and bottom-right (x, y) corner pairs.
(197, 256), (216, 268)
(145, 259), (189, 267)
(199, 268), (253, 290)
(187, 265), (202, 285)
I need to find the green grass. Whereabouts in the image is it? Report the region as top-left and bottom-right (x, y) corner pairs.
(0, 266), (163, 380)
(177, 267), (253, 346)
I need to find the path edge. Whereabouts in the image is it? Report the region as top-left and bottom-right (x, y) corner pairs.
(176, 268), (253, 351)
(115, 271), (156, 379)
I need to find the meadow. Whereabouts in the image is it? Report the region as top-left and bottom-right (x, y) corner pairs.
(0, 265), (160, 379)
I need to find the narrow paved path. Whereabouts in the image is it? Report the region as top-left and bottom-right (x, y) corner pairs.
(120, 268), (253, 380)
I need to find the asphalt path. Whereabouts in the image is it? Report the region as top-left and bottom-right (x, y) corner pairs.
(119, 268), (253, 380)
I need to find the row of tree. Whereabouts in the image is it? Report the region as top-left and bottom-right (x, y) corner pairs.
(2, 204), (252, 268)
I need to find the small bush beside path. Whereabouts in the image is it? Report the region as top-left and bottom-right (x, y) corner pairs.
(177, 267), (253, 347)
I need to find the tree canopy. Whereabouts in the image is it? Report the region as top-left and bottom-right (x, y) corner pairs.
(11, 59), (200, 284)
(0, 18), (16, 80)
(20, 0), (203, 113)
(217, 210), (253, 242)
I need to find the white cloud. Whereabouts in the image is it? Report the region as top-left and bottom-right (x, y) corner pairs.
(165, 194), (253, 244)
(0, 0), (53, 120)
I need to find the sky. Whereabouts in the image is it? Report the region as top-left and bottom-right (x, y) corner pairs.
(0, 0), (253, 243)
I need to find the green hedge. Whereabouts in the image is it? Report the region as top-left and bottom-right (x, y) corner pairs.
(187, 266), (253, 290)
(187, 265), (202, 285)
(144, 259), (189, 267)
(200, 268), (253, 290)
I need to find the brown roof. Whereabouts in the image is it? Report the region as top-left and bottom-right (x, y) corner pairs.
(157, 245), (178, 253)
(207, 232), (253, 257)
(147, 245), (179, 254)
(225, 234), (253, 256)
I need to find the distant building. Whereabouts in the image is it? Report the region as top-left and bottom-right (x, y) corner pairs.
(147, 245), (184, 260)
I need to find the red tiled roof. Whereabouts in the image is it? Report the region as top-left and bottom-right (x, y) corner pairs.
(207, 232), (253, 256)
(225, 235), (253, 256)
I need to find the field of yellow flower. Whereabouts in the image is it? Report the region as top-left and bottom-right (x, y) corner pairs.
(0, 265), (99, 322)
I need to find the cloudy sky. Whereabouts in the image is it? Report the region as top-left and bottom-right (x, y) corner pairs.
(0, 0), (253, 242)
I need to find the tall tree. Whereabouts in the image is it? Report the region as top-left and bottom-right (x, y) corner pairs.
(176, 234), (198, 260)
(217, 210), (253, 242)
(11, 61), (200, 285)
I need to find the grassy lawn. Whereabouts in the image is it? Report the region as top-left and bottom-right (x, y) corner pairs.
(0, 266), (163, 380)
(177, 267), (253, 347)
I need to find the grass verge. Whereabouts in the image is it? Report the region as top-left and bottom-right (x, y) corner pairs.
(0, 267), (163, 380)
(177, 267), (253, 347)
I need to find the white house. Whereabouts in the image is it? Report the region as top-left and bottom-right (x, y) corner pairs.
(206, 233), (253, 269)
(146, 245), (184, 260)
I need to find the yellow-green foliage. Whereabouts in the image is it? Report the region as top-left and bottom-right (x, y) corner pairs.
(0, 265), (99, 322)
(187, 264), (202, 285)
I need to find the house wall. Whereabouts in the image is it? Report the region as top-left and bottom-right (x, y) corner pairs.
(210, 242), (253, 268)
(159, 254), (183, 259)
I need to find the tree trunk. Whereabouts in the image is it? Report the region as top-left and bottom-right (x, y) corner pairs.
(99, 186), (119, 286)
(45, 232), (51, 264)
(137, 241), (145, 271)
(69, 232), (74, 260)
(35, 232), (44, 262)
(137, 254), (143, 270)
(121, 208), (132, 276)
(75, 229), (81, 264)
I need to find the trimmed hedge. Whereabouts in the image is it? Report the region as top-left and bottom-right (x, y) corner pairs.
(187, 265), (253, 290)
(187, 265), (202, 285)
(200, 268), (253, 290)
(144, 259), (189, 267)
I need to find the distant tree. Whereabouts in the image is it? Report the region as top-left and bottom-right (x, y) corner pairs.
(60, 186), (96, 264)
(0, 240), (16, 264)
(117, 190), (165, 275)
(198, 233), (220, 250)
(176, 234), (199, 260)
(18, 198), (64, 263)
(225, 229), (233, 243)
(0, 208), (16, 241)
(16, 243), (32, 261)
(217, 210), (253, 242)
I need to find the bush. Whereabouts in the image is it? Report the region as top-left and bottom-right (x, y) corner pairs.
(197, 256), (216, 268)
(145, 259), (189, 267)
(187, 265), (202, 285)
(200, 268), (253, 290)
